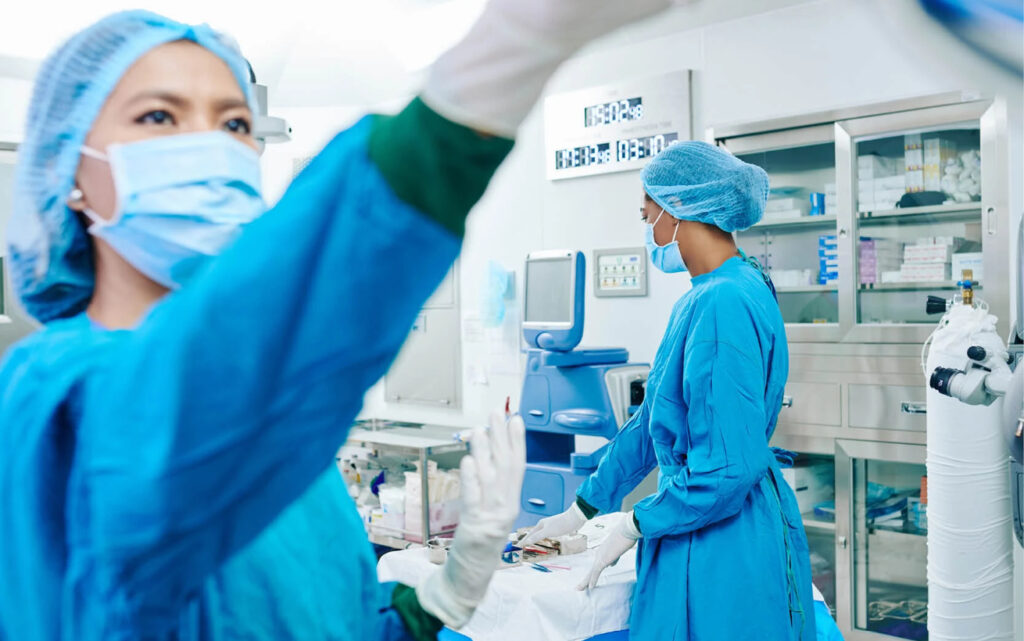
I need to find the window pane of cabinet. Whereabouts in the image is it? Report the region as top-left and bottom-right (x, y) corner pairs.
(784, 453), (838, 614)
(735, 142), (839, 326)
(852, 458), (928, 639)
(853, 125), (983, 326)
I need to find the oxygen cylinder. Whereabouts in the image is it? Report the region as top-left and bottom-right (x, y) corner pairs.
(925, 304), (1014, 640)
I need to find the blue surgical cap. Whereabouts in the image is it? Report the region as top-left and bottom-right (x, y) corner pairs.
(641, 141), (769, 233)
(8, 10), (255, 323)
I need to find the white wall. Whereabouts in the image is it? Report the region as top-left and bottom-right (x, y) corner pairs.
(0, 77), (32, 143)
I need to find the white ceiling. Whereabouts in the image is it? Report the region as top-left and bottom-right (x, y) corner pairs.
(1, 0), (820, 109)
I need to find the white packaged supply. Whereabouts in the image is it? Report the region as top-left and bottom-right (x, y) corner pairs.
(905, 169), (925, 192)
(769, 269), (814, 287)
(781, 463), (834, 514)
(766, 197), (809, 213)
(905, 244), (955, 263)
(904, 148), (924, 170)
(764, 208), (807, 220)
(874, 175), (907, 190)
(900, 262), (951, 282)
(951, 252), (983, 281)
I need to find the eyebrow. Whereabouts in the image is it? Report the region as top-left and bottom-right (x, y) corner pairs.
(125, 91), (250, 112)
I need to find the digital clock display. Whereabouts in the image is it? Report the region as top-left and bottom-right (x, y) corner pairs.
(583, 97), (643, 128)
(616, 132), (679, 162)
(544, 71), (690, 180)
(553, 133), (679, 172)
(554, 143), (612, 170)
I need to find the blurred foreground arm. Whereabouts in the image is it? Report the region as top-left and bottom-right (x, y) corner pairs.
(421, 0), (678, 137)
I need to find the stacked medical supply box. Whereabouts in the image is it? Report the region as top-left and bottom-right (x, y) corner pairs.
(824, 182), (838, 216)
(905, 133), (924, 193)
(924, 137), (957, 192)
(764, 194), (811, 220)
(858, 154), (904, 212)
(876, 236), (974, 284)
(818, 235), (838, 285)
(859, 238), (903, 285)
(951, 252), (983, 282)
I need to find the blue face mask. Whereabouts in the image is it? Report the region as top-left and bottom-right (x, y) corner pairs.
(79, 131), (265, 289)
(644, 209), (687, 274)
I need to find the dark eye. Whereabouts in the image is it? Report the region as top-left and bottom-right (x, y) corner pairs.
(224, 117), (251, 134)
(136, 109), (175, 126)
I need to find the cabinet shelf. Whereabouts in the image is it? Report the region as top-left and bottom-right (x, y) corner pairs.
(858, 203), (982, 224)
(869, 524), (927, 540)
(752, 214), (837, 231)
(859, 281), (981, 292)
(776, 284), (838, 294)
(802, 512), (837, 532)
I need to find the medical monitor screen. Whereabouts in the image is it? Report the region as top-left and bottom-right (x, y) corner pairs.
(525, 257), (573, 324)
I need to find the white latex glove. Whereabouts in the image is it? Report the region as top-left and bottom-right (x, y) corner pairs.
(577, 512), (642, 591)
(423, 0), (686, 137)
(416, 412), (526, 628)
(519, 502), (587, 546)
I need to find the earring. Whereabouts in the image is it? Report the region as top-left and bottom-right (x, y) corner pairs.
(69, 188), (84, 203)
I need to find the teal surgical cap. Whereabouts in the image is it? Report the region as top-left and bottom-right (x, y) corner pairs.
(641, 141), (769, 233)
(8, 10), (255, 323)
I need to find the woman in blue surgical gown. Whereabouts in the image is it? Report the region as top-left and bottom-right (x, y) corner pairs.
(524, 141), (825, 640)
(0, 4), (673, 640)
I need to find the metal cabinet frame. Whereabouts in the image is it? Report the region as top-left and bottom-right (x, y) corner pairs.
(835, 99), (1010, 344)
(708, 92), (1011, 345)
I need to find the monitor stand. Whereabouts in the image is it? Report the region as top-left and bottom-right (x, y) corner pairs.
(516, 346), (647, 528)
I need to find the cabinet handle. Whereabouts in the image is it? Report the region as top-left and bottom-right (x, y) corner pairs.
(528, 410), (544, 417)
(781, 395), (794, 408)
(527, 498), (546, 507)
(986, 207), (997, 236)
(838, 536), (848, 550)
(901, 402), (927, 415)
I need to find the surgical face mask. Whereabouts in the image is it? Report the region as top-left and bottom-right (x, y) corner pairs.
(644, 209), (686, 274)
(78, 131), (265, 289)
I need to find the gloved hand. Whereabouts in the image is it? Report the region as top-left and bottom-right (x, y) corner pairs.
(519, 502), (587, 547)
(416, 412), (526, 628)
(577, 512), (642, 591)
(423, 0), (685, 137)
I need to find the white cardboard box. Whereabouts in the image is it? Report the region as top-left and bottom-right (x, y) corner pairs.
(782, 463), (834, 514)
(951, 252), (983, 281)
(905, 244), (954, 263)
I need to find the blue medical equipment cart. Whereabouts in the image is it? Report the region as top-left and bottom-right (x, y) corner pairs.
(515, 250), (648, 528)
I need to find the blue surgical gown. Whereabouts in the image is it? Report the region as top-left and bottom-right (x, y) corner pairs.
(578, 257), (816, 641)
(0, 117), (460, 640)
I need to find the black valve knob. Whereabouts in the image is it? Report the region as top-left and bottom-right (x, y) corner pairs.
(926, 296), (948, 315)
(967, 346), (987, 362)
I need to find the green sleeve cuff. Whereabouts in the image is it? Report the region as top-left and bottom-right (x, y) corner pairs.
(632, 510), (642, 535)
(368, 97), (515, 238)
(392, 583), (444, 641)
(575, 496), (600, 520)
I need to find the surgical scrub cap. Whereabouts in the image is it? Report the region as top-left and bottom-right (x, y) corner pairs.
(8, 10), (255, 323)
(641, 141), (769, 233)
